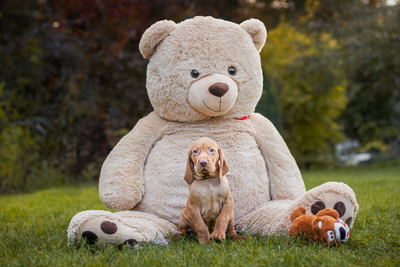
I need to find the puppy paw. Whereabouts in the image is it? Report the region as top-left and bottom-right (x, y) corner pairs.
(199, 238), (211, 245)
(210, 231), (226, 242)
(227, 233), (249, 241)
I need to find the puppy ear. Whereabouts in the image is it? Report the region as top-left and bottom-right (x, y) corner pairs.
(139, 20), (177, 59)
(316, 208), (339, 220)
(218, 148), (229, 182)
(240, 19), (267, 53)
(184, 150), (194, 185)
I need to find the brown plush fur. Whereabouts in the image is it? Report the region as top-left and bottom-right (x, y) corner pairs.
(288, 206), (350, 246)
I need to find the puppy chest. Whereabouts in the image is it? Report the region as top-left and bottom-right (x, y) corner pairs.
(191, 182), (227, 228)
(191, 179), (227, 212)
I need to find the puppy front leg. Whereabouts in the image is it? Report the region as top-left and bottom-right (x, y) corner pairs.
(188, 205), (210, 245)
(175, 208), (190, 240)
(226, 212), (248, 240)
(210, 197), (234, 241)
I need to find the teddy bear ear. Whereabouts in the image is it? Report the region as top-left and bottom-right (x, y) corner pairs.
(312, 218), (323, 230)
(316, 208), (339, 220)
(139, 20), (177, 59)
(240, 19), (267, 53)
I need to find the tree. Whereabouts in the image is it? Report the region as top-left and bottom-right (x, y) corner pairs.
(304, 0), (400, 152)
(0, 0), (308, 192)
(260, 21), (347, 168)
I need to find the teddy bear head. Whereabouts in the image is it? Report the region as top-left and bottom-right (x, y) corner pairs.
(289, 206), (350, 246)
(139, 16), (267, 122)
(311, 209), (350, 245)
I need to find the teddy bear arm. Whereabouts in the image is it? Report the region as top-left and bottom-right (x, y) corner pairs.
(250, 113), (306, 200)
(99, 112), (168, 210)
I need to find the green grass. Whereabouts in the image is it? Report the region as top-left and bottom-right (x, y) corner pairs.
(1, 162), (399, 266)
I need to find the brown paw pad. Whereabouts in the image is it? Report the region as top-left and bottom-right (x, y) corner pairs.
(100, 221), (118, 235)
(333, 201), (346, 217)
(311, 201), (326, 215)
(81, 231), (98, 245)
(123, 239), (138, 246)
(345, 217), (353, 226)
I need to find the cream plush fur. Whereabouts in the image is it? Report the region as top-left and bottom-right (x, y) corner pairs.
(67, 16), (358, 245)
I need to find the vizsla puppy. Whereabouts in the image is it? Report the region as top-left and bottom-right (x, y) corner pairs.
(178, 137), (247, 244)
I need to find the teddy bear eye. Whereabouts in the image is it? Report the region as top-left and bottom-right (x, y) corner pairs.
(327, 230), (335, 241)
(191, 70), (200, 78)
(228, 67), (236, 76)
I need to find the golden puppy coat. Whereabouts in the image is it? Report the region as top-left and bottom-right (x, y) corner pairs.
(178, 137), (245, 244)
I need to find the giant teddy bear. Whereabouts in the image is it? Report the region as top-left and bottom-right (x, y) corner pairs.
(67, 16), (358, 245)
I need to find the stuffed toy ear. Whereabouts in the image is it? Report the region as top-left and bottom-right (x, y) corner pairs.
(240, 19), (267, 52)
(218, 148), (229, 182)
(184, 150), (194, 185)
(139, 20), (177, 59)
(290, 206), (307, 222)
(316, 208), (339, 220)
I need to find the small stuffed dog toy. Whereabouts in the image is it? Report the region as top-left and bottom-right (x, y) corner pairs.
(177, 137), (247, 244)
(288, 206), (350, 246)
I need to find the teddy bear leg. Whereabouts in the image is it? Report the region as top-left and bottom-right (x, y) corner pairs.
(67, 210), (178, 246)
(237, 182), (358, 236)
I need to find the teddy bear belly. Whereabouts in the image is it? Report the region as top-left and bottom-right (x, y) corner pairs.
(135, 132), (270, 225)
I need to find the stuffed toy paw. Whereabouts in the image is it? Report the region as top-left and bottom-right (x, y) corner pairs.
(288, 206), (350, 247)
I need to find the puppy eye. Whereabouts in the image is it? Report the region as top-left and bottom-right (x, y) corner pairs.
(193, 149), (199, 154)
(228, 66), (236, 76)
(209, 148), (215, 153)
(327, 230), (335, 241)
(191, 70), (200, 78)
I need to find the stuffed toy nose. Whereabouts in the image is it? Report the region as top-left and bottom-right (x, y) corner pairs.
(208, 83), (229, 97)
(339, 227), (346, 240)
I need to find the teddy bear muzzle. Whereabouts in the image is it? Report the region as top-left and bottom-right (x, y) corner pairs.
(188, 73), (238, 117)
(334, 219), (350, 242)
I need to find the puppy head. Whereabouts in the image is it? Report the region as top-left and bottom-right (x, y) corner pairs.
(184, 137), (229, 184)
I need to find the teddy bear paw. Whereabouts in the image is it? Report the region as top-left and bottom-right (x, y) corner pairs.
(78, 216), (148, 246)
(307, 182), (358, 228)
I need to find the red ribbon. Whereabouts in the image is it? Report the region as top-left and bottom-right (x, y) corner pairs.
(235, 115), (250, 121)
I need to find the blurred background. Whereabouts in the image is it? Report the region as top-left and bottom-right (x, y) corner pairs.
(0, 0), (399, 193)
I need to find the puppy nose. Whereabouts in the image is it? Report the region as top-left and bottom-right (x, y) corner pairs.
(199, 159), (208, 166)
(208, 83), (229, 97)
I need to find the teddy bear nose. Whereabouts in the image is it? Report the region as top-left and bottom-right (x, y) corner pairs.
(339, 227), (346, 240)
(208, 83), (229, 97)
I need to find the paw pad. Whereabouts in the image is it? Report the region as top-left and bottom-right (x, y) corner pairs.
(311, 200), (351, 224)
(311, 201), (326, 215)
(123, 239), (138, 246)
(333, 201), (346, 217)
(81, 231), (98, 244)
(100, 221), (118, 234)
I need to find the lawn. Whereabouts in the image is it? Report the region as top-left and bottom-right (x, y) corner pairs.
(1, 162), (399, 266)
